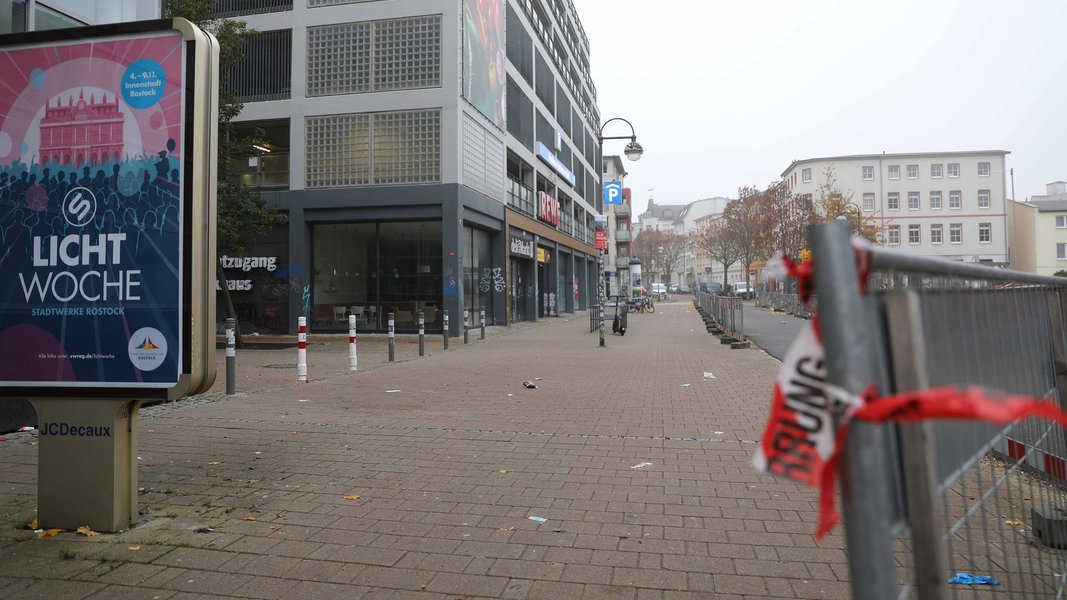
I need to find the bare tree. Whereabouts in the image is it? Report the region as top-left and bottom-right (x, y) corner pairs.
(725, 187), (764, 288)
(632, 229), (688, 284)
(814, 166), (881, 243)
(691, 218), (743, 290)
(757, 180), (816, 261)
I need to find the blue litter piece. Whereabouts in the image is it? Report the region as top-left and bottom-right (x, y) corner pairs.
(948, 572), (1001, 586)
(528, 516), (547, 523)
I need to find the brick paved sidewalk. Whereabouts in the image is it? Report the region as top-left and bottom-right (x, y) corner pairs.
(0, 302), (847, 599)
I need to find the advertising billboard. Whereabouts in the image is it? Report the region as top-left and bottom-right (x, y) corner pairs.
(0, 20), (217, 399)
(462, 0), (505, 128)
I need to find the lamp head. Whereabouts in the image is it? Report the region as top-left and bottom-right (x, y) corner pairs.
(624, 141), (643, 161)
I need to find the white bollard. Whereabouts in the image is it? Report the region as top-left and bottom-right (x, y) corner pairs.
(348, 314), (358, 372)
(297, 316), (308, 382)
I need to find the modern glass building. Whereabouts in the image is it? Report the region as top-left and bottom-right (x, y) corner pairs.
(1, 0), (159, 34)
(218, 0), (603, 335)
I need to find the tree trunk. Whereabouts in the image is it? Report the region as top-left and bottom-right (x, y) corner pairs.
(216, 258), (244, 349)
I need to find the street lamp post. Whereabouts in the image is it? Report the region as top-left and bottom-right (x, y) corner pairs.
(597, 118), (645, 343)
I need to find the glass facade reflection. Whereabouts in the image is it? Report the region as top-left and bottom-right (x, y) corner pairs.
(312, 221), (442, 333)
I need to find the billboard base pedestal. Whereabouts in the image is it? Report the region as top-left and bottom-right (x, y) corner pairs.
(30, 398), (142, 533)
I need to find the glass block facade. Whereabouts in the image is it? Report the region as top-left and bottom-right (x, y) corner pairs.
(306, 16), (440, 97)
(305, 110), (440, 188)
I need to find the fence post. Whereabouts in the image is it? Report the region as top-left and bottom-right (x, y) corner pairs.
(464, 311), (469, 344)
(811, 220), (898, 600)
(480, 309), (486, 340)
(348, 315), (357, 372)
(418, 311), (425, 357)
(387, 312), (395, 362)
(443, 310), (449, 350)
(225, 318), (235, 395)
(885, 291), (948, 600)
(297, 316), (308, 383)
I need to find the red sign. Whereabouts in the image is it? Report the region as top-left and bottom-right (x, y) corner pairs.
(538, 191), (560, 227)
(595, 229), (608, 250)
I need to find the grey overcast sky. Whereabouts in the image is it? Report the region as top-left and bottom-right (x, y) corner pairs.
(577, 0), (1067, 217)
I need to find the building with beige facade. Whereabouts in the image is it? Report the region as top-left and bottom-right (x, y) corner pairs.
(1010, 181), (1067, 276)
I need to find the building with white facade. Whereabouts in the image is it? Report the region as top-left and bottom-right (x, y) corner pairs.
(781, 151), (1010, 263)
(0, 0), (157, 33)
(218, 0), (604, 335)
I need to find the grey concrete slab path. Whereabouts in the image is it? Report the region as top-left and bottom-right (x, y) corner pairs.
(0, 301), (848, 599)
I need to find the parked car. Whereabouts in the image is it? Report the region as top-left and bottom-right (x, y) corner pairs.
(733, 282), (752, 300)
(677, 284), (691, 294)
(702, 282), (722, 295)
(668, 284), (679, 293)
(650, 283), (668, 300)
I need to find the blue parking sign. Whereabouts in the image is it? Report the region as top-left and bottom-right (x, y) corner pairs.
(603, 181), (623, 204)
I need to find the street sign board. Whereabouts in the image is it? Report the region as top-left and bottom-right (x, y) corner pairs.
(604, 181), (623, 205)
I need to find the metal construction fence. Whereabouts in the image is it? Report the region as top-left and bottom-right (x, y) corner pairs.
(694, 291), (745, 342)
(755, 290), (815, 319)
(810, 222), (1067, 600)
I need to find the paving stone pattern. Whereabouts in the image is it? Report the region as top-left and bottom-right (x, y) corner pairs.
(0, 302), (848, 599)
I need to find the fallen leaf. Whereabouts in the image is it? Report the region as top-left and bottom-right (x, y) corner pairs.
(26, 519), (38, 530)
(1004, 519), (1023, 526)
(240, 516), (257, 521)
(15, 535), (33, 542)
(499, 470), (509, 474)
(76, 526), (101, 537)
(128, 546), (141, 551)
(208, 461), (222, 465)
(36, 528), (63, 537)
(246, 479), (262, 484)
(276, 511), (288, 519)
(342, 495), (361, 501)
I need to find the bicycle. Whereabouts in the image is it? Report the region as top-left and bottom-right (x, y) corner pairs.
(627, 296), (655, 313)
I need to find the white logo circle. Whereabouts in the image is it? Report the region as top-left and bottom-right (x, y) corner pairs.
(128, 327), (168, 372)
(63, 187), (97, 228)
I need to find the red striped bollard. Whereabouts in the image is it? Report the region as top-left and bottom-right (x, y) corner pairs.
(297, 316), (308, 382)
(348, 314), (357, 372)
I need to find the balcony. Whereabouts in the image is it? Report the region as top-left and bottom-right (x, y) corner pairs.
(614, 229), (632, 242)
(612, 204), (630, 217)
(615, 256), (632, 269)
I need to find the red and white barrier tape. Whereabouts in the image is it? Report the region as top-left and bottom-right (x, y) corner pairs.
(754, 251), (1067, 539)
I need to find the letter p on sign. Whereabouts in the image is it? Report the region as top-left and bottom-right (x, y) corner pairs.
(604, 182), (623, 205)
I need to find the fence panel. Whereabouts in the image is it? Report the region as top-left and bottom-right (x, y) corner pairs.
(810, 221), (1067, 600)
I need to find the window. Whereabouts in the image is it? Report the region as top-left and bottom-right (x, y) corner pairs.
(888, 165), (900, 180)
(949, 191), (961, 209)
(862, 166), (874, 181)
(1059, 243), (1067, 260)
(802, 168), (812, 183)
(888, 225), (900, 245)
(931, 224), (943, 244)
(888, 192), (899, 210)
(1057, 215), (1067, 228)
(979, 222), (991, 243)
(931, 164), (943, 178)
(978, 162), (990, 176)
(908, 224), (920, 244)
(226, 29), (292, 102)
(906, 164), (918, 179)
(948, 163), (960, 178)
(908, 191), (920, 210)
(950, 223), (962, 244)
(862, 193), (875, 211)
(977, 189), (990, 209)
(930, 191), (942, 210)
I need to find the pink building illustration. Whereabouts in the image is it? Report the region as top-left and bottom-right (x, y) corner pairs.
(39, 89), (125, 167)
